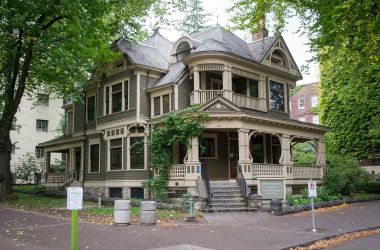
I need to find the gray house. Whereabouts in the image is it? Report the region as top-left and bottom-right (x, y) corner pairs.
(40, 26), (328, 204)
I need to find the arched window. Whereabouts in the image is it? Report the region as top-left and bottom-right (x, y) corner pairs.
(176, 41), (191, 61)
(271, 49), (289, 68)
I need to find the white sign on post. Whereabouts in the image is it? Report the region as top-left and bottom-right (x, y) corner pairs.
(308, 180), (317, 198)
(67, 187), (83, 210)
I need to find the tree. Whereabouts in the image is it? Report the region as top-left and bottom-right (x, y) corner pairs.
(178, 0), (211, 35)
(229, 0), (380, 161)
(0, 0), (166, 199)
(13, 153), (43, 184)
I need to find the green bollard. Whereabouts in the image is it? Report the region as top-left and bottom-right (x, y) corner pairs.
(71, 210), (78, 250)
(187, 196), (195, 222)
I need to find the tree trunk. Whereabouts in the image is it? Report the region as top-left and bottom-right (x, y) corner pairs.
(0, 129), (13, 199)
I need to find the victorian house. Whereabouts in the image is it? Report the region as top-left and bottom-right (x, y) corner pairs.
(40, 26), (328, 203)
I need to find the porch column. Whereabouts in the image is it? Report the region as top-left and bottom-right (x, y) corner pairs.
(223, 66), (232, 101)
(316, 138), (326, 166)
(42, 152), (50, 183)
(186, 137), (200, 164)
(193, 67), (200, 103)
(238, 129), (250, 164)
(280, 134), (293, 179)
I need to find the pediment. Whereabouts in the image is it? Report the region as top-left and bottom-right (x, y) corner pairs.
(198, 96), (242, 112)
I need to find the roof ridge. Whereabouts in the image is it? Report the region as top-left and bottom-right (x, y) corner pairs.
(248, 35), (276, 45)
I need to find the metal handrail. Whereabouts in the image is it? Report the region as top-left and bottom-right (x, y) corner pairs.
(202, 165), (212, 207)
(236, 164), (251, 203)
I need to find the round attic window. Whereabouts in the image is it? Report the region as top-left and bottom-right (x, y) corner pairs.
(176, 41), (191, 61)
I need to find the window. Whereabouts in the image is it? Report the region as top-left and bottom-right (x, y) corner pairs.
(312, 115), (320, 125)
(269, 81), (285, 111)
(271, 136), (281, 164)
(311, 96), (318, 107)
(162, 94), (170, 114)
(153, 97), (160, 116)
(251, 135), (264, 163)
(131, 188), (144, 199)
(176, 41), (191, 61)
(299, 117), (306, 122)
(298, 98), (305, 109)
(87, 95), (96, 122)
(36, 119), (48, 132)
(110, 138), (122, 170)
(90, 144), (100, 172)
(109, 188), (122, 198)
(248, 79), (259, 98)
(130, 137), (145, 169)
(200, 135), (217, 158)
(152, 93), (171, 117)
(37, 94), (49, 106)
(111, 83), (122, 113)
(104, 80), (128, 115)
(35, 147), (44, 158)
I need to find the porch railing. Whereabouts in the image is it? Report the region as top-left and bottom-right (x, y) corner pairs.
(169, 164), (187, 180)
(237, 164), (251, 201)
(199, 90), (224, 103)
(44, 171), (77, 187)
(252, 163), (286, 178)
(232, 93), (266, 112)
(293, 166), (324, 179)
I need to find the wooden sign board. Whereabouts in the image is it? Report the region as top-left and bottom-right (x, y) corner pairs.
(260, 180), (284, 200)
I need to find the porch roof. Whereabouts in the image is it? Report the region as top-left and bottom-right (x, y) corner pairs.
(38, 135), (85, 148)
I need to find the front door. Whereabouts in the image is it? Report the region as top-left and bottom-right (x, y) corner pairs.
(229, 139), (239, 179)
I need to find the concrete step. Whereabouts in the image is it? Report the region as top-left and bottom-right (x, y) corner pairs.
(212, 190), (242, 195)
(211, 187), (240, 191)
(210, 203), (247, 208)
(212, 194), (244, 199)
(211, 198), (245, 202)
(201, 207), (258, 213)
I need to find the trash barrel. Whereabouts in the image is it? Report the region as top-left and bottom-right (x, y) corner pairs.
(114, 200), (131, 225)
(140, 201), (157, 225)
(270, 199), (283, 213)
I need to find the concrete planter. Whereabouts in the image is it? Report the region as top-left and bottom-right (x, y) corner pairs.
(114, 200), (131, 225)
(140, 201), (157, 225)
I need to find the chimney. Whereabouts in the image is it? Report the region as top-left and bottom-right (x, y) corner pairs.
(251, 16), (268, 42)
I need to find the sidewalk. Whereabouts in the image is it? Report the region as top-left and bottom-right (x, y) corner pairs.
(1, 200), (379, 250)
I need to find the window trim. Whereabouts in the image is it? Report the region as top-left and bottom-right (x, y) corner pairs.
(86, 93), (96, 123)
(35, 146), (44, 159)
(312, 115), (320, 125)
(150, 88), (172, 118)
(200, 133), (218, 159)
(298, 98), (305, 109)
(247, 78), (259, 98)
(36, 119), (49, 132)
(88, 139), (100, 173)
(107, 138), (124, 171)
(36, 93), (49, 106)
(103, 79), (129, 115)
(127, 133), (147, 170)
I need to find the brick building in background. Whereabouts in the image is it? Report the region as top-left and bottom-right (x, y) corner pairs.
(290, 82), (320, 125)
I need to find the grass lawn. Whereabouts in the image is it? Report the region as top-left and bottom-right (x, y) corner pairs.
(13, 184), (46, 192)
(1, 193), (198, 222)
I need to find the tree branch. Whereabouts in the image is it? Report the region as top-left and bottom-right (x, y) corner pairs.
(41, 15), (68, 30)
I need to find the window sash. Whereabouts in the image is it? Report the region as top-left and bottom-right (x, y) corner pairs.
(124, 80), (129, 110)
(269, 81), (285, 112)
(200, 138), (215, 158)
(298, 98), (305, 109)
(36, 120), (48, 132)
(90, 144), (100, 172)
(162, 94), (170, 114)
(248, 79), (259, 98)
(87, 95), (96, 122)
(153, 97), (160, 116)
(130, 137), (144, 169)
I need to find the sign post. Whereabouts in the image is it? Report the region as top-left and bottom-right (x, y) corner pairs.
(308, 180), (317, 232)
(67, 187), (83, 250)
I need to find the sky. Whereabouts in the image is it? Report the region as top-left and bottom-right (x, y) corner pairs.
(156, 0), (319, 85)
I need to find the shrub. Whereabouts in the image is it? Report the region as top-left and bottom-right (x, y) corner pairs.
(324, 154), (373, 196)
(49, 159), (66, 173)
(13, 153), (43, 184)
(364, 182), (380, 194)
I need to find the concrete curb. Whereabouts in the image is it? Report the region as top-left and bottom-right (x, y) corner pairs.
(281, 225), (380, 250)
(273, 195), (380, 216)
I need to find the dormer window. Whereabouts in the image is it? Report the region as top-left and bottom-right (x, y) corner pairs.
(176, 41), (191, 61)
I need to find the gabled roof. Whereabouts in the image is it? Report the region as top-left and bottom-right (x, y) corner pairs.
(150, 62), (187, 89)
(248, 36), (277, 62)
(115, 33), (172, 71)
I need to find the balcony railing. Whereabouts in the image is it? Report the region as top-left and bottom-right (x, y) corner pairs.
(232, 93), (266, 112)
(252, 163), (286, 178)
(199, 90), (224, 103)
(293, 166), (324, 179)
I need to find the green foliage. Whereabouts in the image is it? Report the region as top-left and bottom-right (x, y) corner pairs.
(289, 85), (301, 96)
(178, 0), (211, 35)
(287, 186), (341, 206)
(291, 142), (315, 165)
(13, 153), (43, 184)
(13, 185), (45, 193)
(309, 107), (319, 115)
(229, 0), (380, 161)
(49, 159), (66, 174)
(55, 113), (67, 136)
(143, 105), (208, 202)
(324, 155), (373, 196)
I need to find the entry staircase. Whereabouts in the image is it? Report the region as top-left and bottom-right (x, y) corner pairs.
(201, 180), (257, 213)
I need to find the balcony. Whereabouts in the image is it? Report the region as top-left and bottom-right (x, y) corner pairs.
(190, 90), (266, 111)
